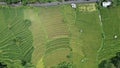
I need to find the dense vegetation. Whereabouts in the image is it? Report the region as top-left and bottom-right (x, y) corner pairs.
(0, 62), (7, 68)
(2, 0), (63, 5)
(51, 62), (73, 68)
(99, 52), (120, 68)
(111, 52), (120, 68)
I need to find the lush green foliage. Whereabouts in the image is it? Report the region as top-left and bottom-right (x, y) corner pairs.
(111, 0), (120, 6)
(5, 0), (21, 4)
(51, 62), (73, 68)
(99, 52), (120, 68)
(0, 62), (7, 68)
(99, 60), (114, 68)
(3, 0), (62, 5)
(111, 52), (120, 68)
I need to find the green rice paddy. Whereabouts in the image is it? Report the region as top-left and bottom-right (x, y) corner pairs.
(0, 3), (120, 68)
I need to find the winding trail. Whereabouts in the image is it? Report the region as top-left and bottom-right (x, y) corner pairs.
(97, 10), (105, 53)
(96, 9), (105, 63)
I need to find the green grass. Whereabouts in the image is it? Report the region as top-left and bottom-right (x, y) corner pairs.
(98, 6), (120, 62)
(24, 8), (47, 65)
(75, 11), (101, 68)
(62, 4), (102, 68)
(45, 37), (70, 54)
(23, 6), (71, 68)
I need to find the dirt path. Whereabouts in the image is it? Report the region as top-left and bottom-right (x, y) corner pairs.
(0, 0), (97, 6)
(27, 1), (97, 6)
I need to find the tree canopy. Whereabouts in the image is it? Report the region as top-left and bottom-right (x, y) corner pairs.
(99, 52), (120, 68)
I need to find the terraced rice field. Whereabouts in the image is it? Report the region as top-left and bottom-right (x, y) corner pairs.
(39, 7), (69, 40)
(24, 8), (46, 65)
(0, 3), (120, 68)
(0, 7), (34, 67)
(0, 4), (102, 68)
(24, 6), (71, 68)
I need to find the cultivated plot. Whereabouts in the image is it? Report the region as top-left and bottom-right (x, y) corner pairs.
(0, 7), (34, 67)
(24, 6), (71, 68)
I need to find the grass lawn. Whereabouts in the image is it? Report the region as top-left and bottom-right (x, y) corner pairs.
(98, 6), (120, 62)
(62, 3), (102, 68)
